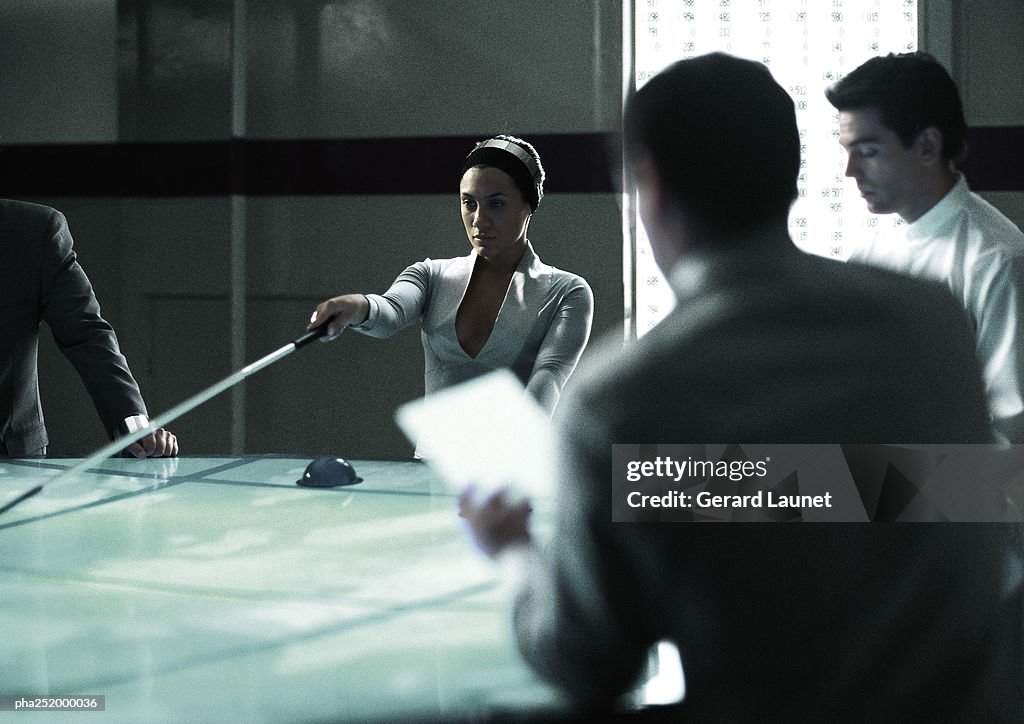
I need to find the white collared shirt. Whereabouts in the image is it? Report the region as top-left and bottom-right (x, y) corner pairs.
(850, 175), (1024, 443)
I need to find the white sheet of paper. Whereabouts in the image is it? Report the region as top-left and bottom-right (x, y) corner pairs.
(394, 370), (557, 499)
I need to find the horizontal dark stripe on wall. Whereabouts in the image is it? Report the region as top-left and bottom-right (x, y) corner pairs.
(0, 127), (1020, 197)
(0, 133), (620, 197)
(962, 127), (1024, 193)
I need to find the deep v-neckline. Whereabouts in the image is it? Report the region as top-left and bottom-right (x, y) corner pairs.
(455, 257), (516, 359)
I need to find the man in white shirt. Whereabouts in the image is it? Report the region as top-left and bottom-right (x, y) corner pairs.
(828, 51), (1024, 444)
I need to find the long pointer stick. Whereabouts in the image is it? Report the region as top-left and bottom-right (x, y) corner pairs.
(0, 325), (329, 516)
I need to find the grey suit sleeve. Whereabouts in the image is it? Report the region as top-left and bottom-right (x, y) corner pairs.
(509, 388), (654, 706)
(40, 210), (147, 436)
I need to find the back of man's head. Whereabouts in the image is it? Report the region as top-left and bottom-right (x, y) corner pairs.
(623, 53), (800, 241)
(826, 52), (967, 164)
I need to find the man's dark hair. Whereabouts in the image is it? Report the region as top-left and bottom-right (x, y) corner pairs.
(825, 52), (967, 164)
(623, 53), (800, 240)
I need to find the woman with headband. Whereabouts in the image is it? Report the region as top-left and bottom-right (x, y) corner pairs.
(308, 134), (594, 421)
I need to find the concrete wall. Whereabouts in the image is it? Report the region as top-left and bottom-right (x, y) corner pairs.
(953, 0), (1024, 232)
(2, 0), (623, 458)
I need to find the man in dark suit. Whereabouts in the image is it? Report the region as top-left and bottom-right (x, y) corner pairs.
(460, 54), (1022, 719)
(1, 199), (177, 458)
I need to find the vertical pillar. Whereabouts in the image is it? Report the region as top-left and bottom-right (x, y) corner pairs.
(230, 0), (247, 453)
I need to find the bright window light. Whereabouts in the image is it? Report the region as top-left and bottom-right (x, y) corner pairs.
(630, 0), (919, 336)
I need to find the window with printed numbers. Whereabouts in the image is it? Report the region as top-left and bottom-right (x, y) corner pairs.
(629, 0), (918, 336)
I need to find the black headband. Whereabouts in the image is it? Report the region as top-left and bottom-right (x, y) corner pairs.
(461, 139), (544, 211)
